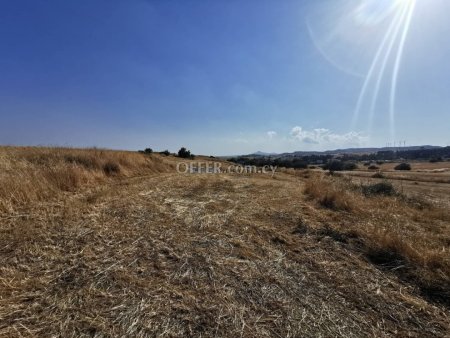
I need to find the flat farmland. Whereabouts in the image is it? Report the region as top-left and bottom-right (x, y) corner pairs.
(342, 162), (450, 207)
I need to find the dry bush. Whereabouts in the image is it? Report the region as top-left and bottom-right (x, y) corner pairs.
(361, 181), (396, 196)
(102, 161), (121, 176)
(372, 172), (385, 178)
(0, 146), (174, 212)
(304, 174), (355, 211)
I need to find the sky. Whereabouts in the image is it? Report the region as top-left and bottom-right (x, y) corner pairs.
(1, 0), (449, 155)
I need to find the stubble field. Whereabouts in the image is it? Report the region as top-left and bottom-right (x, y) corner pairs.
(0, 147), (449, 337)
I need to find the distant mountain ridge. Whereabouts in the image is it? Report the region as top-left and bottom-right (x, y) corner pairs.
(248, 145), (442, 157)
(251, 151), (279, 156)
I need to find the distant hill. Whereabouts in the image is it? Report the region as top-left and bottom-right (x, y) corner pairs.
(322, 145), (441, 155)
(249, 151), (279, 156)
(230, 145), (450, 170)
(247, 146), (442, 157)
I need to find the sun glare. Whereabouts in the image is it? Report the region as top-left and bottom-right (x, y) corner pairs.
(308, 0), (418, 142)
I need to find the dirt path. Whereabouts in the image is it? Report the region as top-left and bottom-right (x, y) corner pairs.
(0, 172), (448, 337)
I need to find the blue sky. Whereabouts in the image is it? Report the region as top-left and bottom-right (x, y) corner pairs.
(1, 0), (449, 155)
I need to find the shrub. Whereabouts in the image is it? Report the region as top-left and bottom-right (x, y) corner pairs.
(343, 162), (358, 171)
(178, 147), (194, 159)
(144, 148), (153, 154)
(429, 157), (442, 163)
(395, 163), (411, 171)
(368, 165), (379, 170)
(292, 160), (308, 169)
(103, 161), (121, 176)
(362, 182), (396, 196)
(372, 172), (384, 179)
(323, 160), (344, 172)
(323, 160), (358, 172)
(160, 150), (171, 156)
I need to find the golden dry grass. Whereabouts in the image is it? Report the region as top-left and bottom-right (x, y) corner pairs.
(0, 147), (175, 212)
(0, 147), (449, 337)
(344, 162), (450, 185)
(304, 174), (356, 211)
(303, 172), (450, 306)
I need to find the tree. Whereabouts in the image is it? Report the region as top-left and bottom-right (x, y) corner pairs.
(144, 148), (153, 154)
(323, 160), (344, 172)
(322, 160), (357, 173)
(178, 147), (194, 159)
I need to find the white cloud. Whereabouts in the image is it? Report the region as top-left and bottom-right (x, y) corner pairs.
(290, 126), (366, 146)
(267, 131), (277, 139)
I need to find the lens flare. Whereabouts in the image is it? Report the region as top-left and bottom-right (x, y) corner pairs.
(355, 0), (416, 141)
(389, 0), (416, 141)
(308, 0), (417, 143)
(368, 4), (409, 133)
(352, 6), (407, 129)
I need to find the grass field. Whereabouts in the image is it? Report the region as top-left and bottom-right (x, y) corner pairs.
(0, 147), (449, 337)
(341, 161), (450, 207)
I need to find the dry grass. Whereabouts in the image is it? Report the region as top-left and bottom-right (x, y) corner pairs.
(302, 171), (450, 306)
(0, 148), (449, 337)
(345, 167), (450, 184)
(0, 147), (174, 212)
(304, 175), (355, 211)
